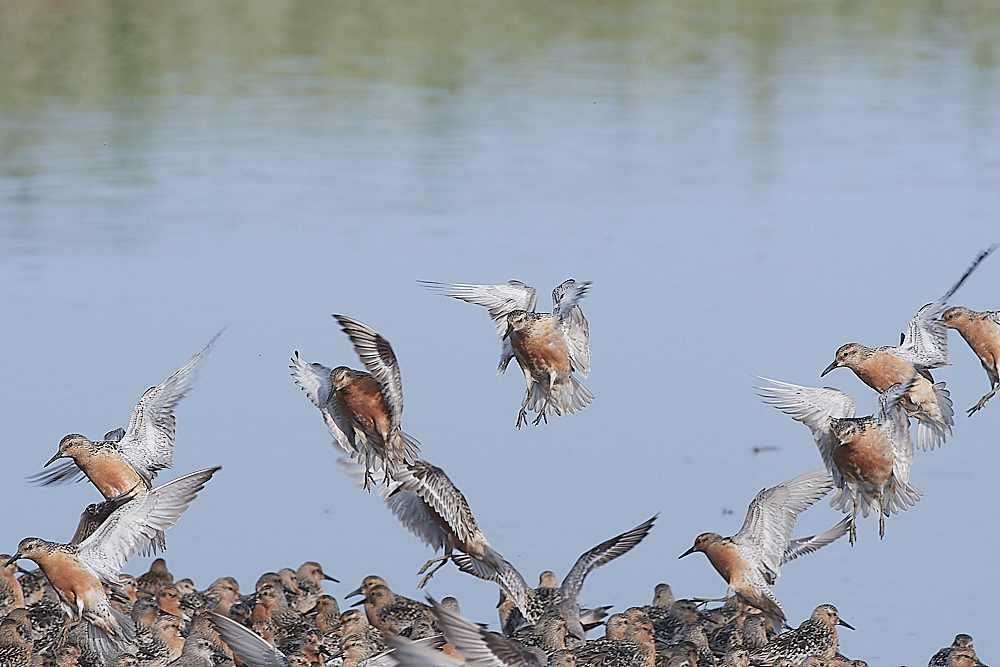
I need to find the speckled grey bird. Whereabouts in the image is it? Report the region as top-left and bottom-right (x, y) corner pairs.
(351, 584), (435, 638)
(758, 377), (922, 542)
(342, 458), (507, 589)
(679, 469), (846, 632)
(0, 616), (31, 667)
(251, 583), (310, 645)
(420, 279), (593, 427)
(137, 560), (174, 599)
(292, 316), (420, 488)
(455, 517), (656, 637)
(820, 247), (996, 450)
(942, 305), (1000, 415)
(294, 563), (338, 614)
(651, 600), (699, 648)
(135, 615), (185, 667)
(929, 635), (987, 667)
(166, 635), (217, 667)
(747, 605), (852, 667)
(0, 557), (24, 617)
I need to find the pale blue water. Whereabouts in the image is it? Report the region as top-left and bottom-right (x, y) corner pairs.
(1, 2), (999, 663)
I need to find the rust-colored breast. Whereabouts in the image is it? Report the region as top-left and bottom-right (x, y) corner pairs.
(833, 428), (893, 488)
(963, 319), (1000, 369)
(856, 351), (914, 392)
(33, 553), (101, 615)
(78, 452), (145, 500)
(337, 378), (392, 437)
(511, 319), (571, 380)
(703, 541), (743, 585)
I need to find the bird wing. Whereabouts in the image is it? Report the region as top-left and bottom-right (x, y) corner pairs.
(26, 460), (89, 487)
(209, 612), (288, 667)
(559, 515), (657, 600)
(384, 635), (462, 667)
(420, 280), (539, 337)
(291, 353), (358, 456)
(452, 553), (529, 618)
(756, 377), (855, 487)
(551, 280), (592, 378)
(897, 245), (996, 368)
(337, 458), (448, 550)
(70, 495), (136, 545)
(419, 280), (539, 375)
(77, 467), (219, 585)
(780, 517), (850, 566)
(733, 468), (834, 586)
(334, 315), (405, 427)
(429, 597), (540, 667)
(879, 380), (917, 484)
(396, 461), (482, 547)
(118, 331), (222, 487)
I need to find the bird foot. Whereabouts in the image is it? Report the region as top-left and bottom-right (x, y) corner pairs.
(967, 387), (997, 416)
(532, 410), (547, 426)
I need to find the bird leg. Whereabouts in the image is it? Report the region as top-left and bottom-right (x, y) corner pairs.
(849, 499), (858, 546)
(516, 387), (532, 429)
(968, 384), (998, 416)
(691, 596), (730, 606)
(531, 406), (548, 426)
(417, 555), (452, 588)
(878, 492), (886, 539)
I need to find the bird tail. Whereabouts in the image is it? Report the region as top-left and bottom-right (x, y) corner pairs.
(87, 607), (136, 655)
(884, 479), (922, 516)
(398, 430), (421, 466)
(528, 375), (594, 417)
(736, 590), (786, 634)
(913, 382), (953, 451)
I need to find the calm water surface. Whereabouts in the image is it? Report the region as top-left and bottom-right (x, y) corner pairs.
(1, 2), (999, 663)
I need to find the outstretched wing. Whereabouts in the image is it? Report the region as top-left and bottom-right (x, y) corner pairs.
(26, 460), (89, 487)
(77, 468), (219, 584)
(559, 515), (656, 600)
(334, 315), (405, 427)
(395, 461), (482, 548)
(209, 612), (289, 667)
(756, 377), (855, 486)
(897, 245), (996, 368)
(879, 379), (917, 484)
(428, 597), (541, 667)
(552, 280), (592, 378)
(291, 353), (358, 456)
(420, 281), (539, 337)
(780, 517), (850, 566)
(733, 468), (833, 586)
(419, 281), (538, 374)
(453, 553), (529, 618)
(384, 635), (463, 667)
(118, 331), (222, 487)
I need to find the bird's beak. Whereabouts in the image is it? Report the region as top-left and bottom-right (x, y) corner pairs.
(838, 619), (855, 630)
(16, 566), (30, 575)
(44, 452), (63, 467)
(323, 573), (339, 583)
(502, 325), (512, 340)
(5, 554), (21, 568)
(349, 597), (367, 608)
(318, 646), (332, 657)
(346, 585), (365, 599)
(820, 360), (839, 377)
(678, 546), (697, 559)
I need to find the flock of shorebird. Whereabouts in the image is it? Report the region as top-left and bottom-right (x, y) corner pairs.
(2, 256), (998, 667)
